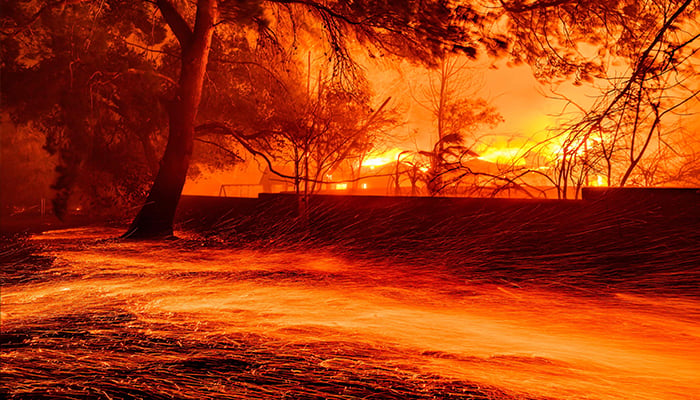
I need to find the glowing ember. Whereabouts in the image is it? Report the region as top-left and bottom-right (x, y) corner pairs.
(2, 227), (698, 399)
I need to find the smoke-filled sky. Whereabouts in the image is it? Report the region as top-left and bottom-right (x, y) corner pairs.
(184, 55), (593, 195)
(381, 60), (565, 144)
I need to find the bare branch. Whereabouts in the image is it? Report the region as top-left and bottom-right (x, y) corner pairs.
(194, 137), (244, 163)
(500, 0), (576, 13)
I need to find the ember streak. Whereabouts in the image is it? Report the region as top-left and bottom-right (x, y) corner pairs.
(2, 227), (699, 400)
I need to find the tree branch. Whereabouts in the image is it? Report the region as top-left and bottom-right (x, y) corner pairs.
(191, 0), (218, 47)
(156, 0), (193, 47)
(124, 40), (180, 58)
(196, 122), (299, 181)
(194, 137), (244, 163)
(1, 0), (66, 43)
(268, 0), (363, 26)
(500, 0), (576, 13)
(195, 121), (397, 185)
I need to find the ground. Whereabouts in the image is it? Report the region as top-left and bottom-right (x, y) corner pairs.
(2, 221), (699, 399)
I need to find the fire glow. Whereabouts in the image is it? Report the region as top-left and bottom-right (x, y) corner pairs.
(477, 147), (526, 165)
(2, 1), (699, 399)
(2, 228), (699, 400)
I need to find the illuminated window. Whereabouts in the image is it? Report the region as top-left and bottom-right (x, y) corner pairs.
(335, 183), (348, 190)
(362, 183), (368, 189)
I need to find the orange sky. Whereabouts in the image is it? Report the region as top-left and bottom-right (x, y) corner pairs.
(184, 45), (699, 195)
(185, 55), (591, 195)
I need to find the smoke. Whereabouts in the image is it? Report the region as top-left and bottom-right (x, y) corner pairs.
(0, 117), (56, 215)
(49, 150), (81, 220)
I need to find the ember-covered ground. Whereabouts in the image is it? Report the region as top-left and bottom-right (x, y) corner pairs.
(2, 195), (700, 399)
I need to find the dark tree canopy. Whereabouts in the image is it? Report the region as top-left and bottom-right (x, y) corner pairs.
(2, 0), (496, 236)
(1, 2), (171, 216)
(3, 0), (697, 233)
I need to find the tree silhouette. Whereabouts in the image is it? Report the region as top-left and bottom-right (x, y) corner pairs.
(504, 0), (700, 197)
(411, 55), (503, 195)
(1, 2), (170, 217)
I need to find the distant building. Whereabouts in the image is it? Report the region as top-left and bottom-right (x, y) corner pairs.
(198, 151), (559, 199)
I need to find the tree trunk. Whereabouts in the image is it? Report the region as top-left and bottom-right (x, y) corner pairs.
(123, 0), (217, 239)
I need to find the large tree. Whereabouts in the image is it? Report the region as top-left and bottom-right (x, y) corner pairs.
(123, 0), (218, 238)
(115, 0), (488, 238)
(124, 0), (489, 238)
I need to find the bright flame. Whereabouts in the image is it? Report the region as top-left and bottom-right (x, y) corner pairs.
(478, 148), (526, 165)
(591, 175), (607, 187)
(335, 183), (348, 190)
(548, 135), (605, 163)
(362, 148), (403, 168)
